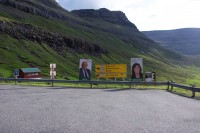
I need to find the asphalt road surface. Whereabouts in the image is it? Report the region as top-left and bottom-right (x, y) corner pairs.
(0, 85), (200, 133)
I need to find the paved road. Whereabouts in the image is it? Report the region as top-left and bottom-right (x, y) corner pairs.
(0, 85), (200, 133)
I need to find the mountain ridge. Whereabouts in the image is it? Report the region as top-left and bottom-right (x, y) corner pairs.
(71, 8), (138, 29)
(142, 28), (200, 55)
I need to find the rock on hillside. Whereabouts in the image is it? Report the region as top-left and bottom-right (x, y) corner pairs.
(72, 8), (138, 29)
(0, 20), (107, 56)
(0, 0), (71, 20)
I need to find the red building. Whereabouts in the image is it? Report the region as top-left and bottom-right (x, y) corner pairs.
(19, 68), (42, 79)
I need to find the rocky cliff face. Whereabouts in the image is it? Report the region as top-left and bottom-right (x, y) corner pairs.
(0, 0), (71, 20)
(0, 20), (107, 56)
(72, 8), (137, 29)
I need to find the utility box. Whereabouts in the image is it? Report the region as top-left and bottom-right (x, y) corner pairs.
(145, 72), (156, 82)
(19, 68), (42, 79)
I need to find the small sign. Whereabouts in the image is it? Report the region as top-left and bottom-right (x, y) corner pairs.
(14, 69), (19, 76)
(50, 63), (56, 70)
(145, 72), (156, 82)
(50, 63), (56, 79)
(50, 71), (56, 76)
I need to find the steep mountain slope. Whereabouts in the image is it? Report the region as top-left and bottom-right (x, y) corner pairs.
(143, 28), (200, 55)
(0, 0), (73, 20)
(0, 0), (200, 83)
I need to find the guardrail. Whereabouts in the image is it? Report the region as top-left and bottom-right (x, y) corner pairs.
(0, 78), (199, 97)
(168, 81), (200, 97)
(0, 78), (168, 88)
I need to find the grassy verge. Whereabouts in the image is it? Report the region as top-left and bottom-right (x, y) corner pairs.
(0, 80), (169, 89)
(169, 87), (200, 99)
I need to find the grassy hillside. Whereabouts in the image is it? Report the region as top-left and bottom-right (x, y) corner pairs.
(0, 2), (200, 85)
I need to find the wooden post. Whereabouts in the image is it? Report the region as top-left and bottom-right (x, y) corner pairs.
(191, 84), (195, 98)
(97, 78), (99, 88)
(171, 85), (173, 90)
(52, 79), (54, 87)
(171, 81), (173, 90)
(154, 80), (156, 86)
(106, 78), (108, 88)
(15, 76), (17, 85)
(167, 81), (170, 90)
(192, 91), (195, 98)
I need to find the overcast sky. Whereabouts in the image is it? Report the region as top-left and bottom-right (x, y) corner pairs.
(56, 0), (200, 31)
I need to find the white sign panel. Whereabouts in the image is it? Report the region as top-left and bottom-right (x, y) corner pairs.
(50, 63), (56, 79)
(50, 71), (56, 76)
(50, 63), (56, 69)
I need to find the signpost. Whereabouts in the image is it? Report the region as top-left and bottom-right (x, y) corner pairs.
(50, 63), (56, 86)
(14, 69), (19, 77)
(14, 69), (19, 85)
(95, 64), (127, 80)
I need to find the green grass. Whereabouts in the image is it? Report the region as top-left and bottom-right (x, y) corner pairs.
(169, 87), (200, 99)
(0, 35), (70, 78)
(1, 33), (200, 83)
(1, 7), (200, 85)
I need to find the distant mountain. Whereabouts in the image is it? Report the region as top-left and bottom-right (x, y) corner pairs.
(142, 28), (200, 55)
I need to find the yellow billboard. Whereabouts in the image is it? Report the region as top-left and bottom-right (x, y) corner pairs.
(96, 64), (127, 78)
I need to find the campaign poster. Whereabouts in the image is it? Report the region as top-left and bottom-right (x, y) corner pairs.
(79, 59), (92, 80)
(131, 58), (143, 80)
